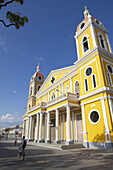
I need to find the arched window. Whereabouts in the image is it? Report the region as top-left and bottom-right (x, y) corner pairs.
(98, 33), (107, 49)
(85, 79), (88, 91)
(65, 85), (70, 93)
(107, 72), (112, 86)
(92, 75), (96, 88)
(51, 92), (55, 101)
(37, 85), (41, 92)
(83, 36), (89, 52)
(30, 87), (32, 96)
(38, 75), (42, 80)
(75, 81), (80, 98)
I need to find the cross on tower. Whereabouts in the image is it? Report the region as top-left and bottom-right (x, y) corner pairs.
(51, 77), (55, 84)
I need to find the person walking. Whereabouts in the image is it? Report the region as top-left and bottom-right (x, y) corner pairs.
(14, 137), (17, 146)
(20, 136), (27, 160)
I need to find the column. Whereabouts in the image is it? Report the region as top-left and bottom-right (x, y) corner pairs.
(66, 104), (71, 144)
(60, 114), (62, 141)
(62, 83), (64, 95)
(45, 113), (47, 140)
(48, 92), (50, 101)
(29, 116), (32, 140)
(31, 116), (34, 139)
(75, 36), (80, 60)
(35, 113), (39, 142)
(56, 87), (58, 98)
(22, 120), (25, 137)
(101, 98), (111, 142)
(46, 111), (50, 143)
(38, 112), (43, 142)
(105, 33), (112, 53)
(81, 104), (88, 145)
(72, 111), (75, 142)
(70, 77), (73, 93)
(90, 23), (98, 47)
(59, 84), (61, 96)
(55, 108), (59, 144)
(63, 114), (65, 141)
(109, 98), (113, 122)
(33, 79), (36, 95)
(27, 117), (30, 140)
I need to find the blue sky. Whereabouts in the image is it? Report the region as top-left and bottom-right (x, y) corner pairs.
(0, 0), (113, 130)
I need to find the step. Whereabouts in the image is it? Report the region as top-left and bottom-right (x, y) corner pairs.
(61, 143), (85, 150)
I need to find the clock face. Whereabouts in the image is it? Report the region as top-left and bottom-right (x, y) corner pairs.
(107, 65), (113, 74)
(86, 67), (92, 76)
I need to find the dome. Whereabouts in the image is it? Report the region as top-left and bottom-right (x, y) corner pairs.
(76, 7), (104, 32)
(36, 71), (44, 79)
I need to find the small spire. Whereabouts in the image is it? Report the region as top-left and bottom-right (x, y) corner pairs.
(37, 65), (40, 72)
(84, 6), (90, 18)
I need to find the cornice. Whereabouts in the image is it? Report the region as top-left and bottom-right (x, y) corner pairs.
(36, 65), (78, 98)
(79, 86), (113, 101)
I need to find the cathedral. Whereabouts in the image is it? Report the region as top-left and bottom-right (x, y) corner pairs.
(23, 8), (113, 149)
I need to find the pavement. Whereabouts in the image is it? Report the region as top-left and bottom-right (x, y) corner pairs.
(0, 139), (113, 170)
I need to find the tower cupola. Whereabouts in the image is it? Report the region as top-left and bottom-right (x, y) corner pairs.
(74, 7), (112, 61)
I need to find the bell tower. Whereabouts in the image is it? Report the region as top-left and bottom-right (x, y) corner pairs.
(74, 7), (112, 60)
(27, 65), (45, 112)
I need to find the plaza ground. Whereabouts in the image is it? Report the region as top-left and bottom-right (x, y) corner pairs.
(0, 140), (113, 170)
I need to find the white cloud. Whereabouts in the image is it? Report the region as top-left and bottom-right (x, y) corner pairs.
(0, 37), (9, 54)
(0, 113), (23, 130)
(24, 43), (28, 49)
(33, 56), (45, 64)
(13, 90), (18, 94)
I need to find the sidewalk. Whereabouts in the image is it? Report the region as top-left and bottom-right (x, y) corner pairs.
(27, 141), (63, 150)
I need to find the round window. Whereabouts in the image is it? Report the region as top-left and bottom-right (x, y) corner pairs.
(86, 67), (92, 76)
(107, 65), (113, 74)
(89, 111), (100, 124)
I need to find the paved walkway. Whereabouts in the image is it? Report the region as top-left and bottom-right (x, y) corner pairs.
(0, 140), (113, 170)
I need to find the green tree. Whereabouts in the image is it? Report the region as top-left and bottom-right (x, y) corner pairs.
(0, 0), (28, 29)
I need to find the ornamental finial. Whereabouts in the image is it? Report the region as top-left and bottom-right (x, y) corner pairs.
(84, 6), (90, 18)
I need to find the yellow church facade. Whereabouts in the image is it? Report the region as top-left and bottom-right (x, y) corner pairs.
(23, 8), (113, 149)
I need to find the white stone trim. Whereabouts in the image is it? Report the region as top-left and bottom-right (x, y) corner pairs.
(97, 32), (107, 50)
(46, 111), (50, 141)
(81, 34), (90, 56)
(101, 98), (111, 142)
(60, 114), (62, 140)
(75, 114), (77, 141)
(33, 80), (35, 96)
(35, 113), (39, 141)
(108, 98), (113, 122)
(90, 23), (98, 47)
(92, 74), (97, 88)
(45, 113), (47, 140)
(70, 77), (73, 93)
(72, 111), (75, 141)
(81, 104), (87, 142)
(59, 84), (61, 96)
(63, 114), (65, 141)
(39, 112), (43, 140)
(75, 37), (80, 60)
(79, 87), (107, 101)
(105, 33), (112, 53)
(55, 108), (59, 141)
(56, 87), (58, 98)
(66, 104), (71, 141)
